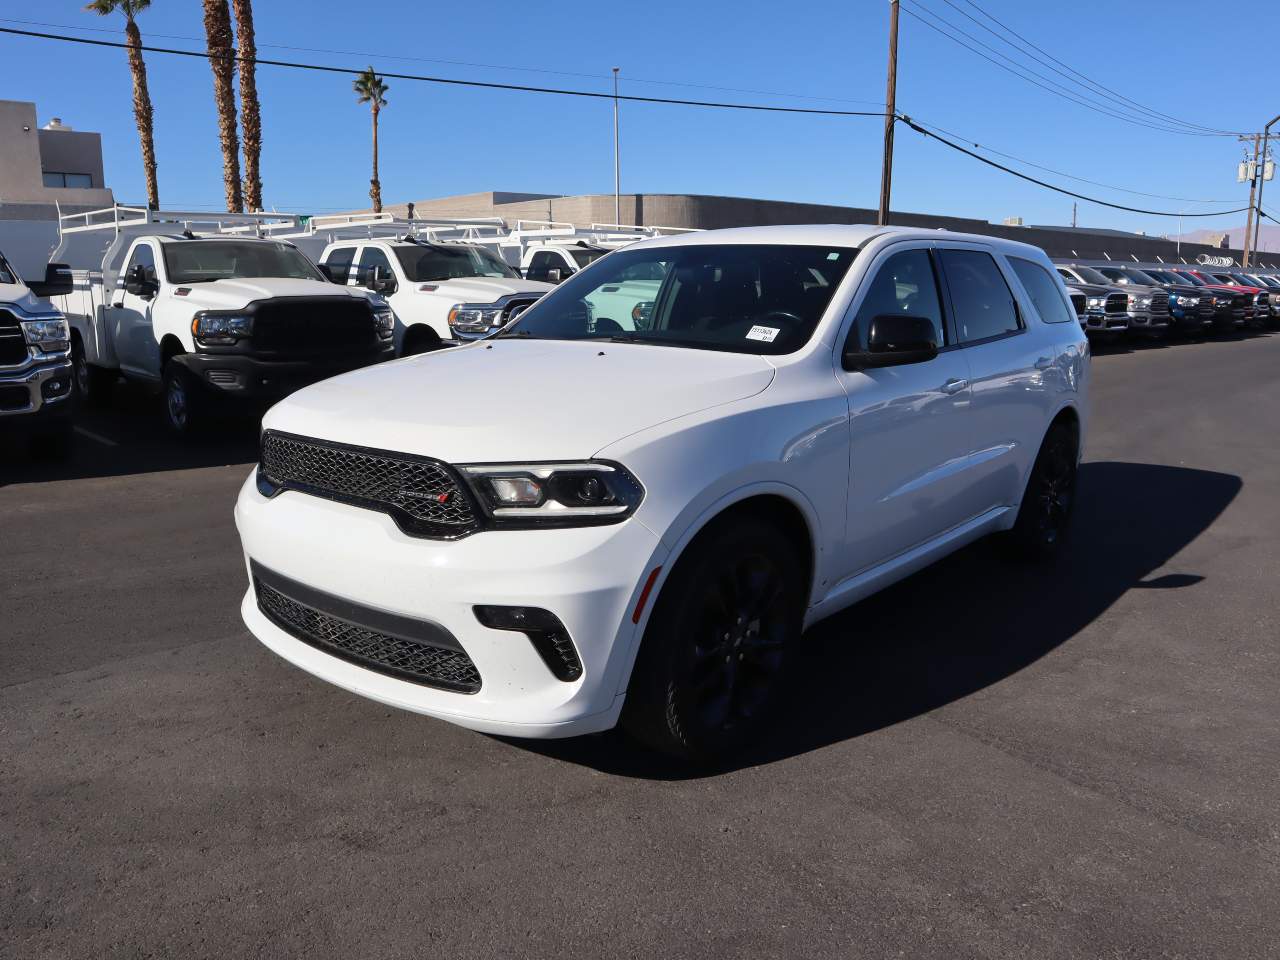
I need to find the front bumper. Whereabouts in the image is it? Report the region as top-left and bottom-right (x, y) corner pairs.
(234, 471), (667, 737)
(1125, 308), (1170, 333)
(178, 344), (394, 401)
(1083, 311), (1128, 333)
(0, 355), (74, 423)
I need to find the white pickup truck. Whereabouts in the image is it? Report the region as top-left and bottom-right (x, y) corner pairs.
(50, 206), (395, 434)
(0, 249), (75, 454)
(314, 236), (554, 354)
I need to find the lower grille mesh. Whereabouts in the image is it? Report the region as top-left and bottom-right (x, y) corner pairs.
(255, 575), (482, 693)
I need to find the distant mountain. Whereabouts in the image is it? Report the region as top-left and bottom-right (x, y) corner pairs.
(1178, 222), (1280, 253)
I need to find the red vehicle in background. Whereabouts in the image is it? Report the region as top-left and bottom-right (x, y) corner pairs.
(1185, 269), (1271, 327)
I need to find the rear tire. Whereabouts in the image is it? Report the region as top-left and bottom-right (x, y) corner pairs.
(1002, 419), (1079, 561)
(621, 517), (805, 762)
(401, 327), (443, 357)
(72, 338), (114, 405)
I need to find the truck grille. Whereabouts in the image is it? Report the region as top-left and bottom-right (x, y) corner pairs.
(259, 430), (479, 538)
(1104, 293), (1127, 315)
(0, 311), (29, 366)
(251, 297), (377, 354)
(253, 565), (481, 693)
(1068, 292), (1086, 318)
(1150, 293), (1169, 316)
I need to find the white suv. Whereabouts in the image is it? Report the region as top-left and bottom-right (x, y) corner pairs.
(235, 225), (1089, 760)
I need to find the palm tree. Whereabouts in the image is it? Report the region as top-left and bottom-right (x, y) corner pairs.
(231, 0), (263, 210)
(202, 0), (243, 212)
(85, 0), (159, 209)
(353, 67), (389, 213)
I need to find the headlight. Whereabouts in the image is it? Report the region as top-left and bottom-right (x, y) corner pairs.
(21, 317), (69, 352)
(1085, 296), (1105, 308)
(1184, 296), (1200, 306)
(460, 460), (644, 527)
(372, 306), (394, 339)
(447, 303), (504, 336)
(1134, 295), (1152, 308)
(192, 311), (252, 346)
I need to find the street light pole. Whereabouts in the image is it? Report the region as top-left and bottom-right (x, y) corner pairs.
(612, 67), (621, 226)
(1242, 132), (1261, 268)
(1252, 112), (1280, 260)
(877, 0), (900, 226)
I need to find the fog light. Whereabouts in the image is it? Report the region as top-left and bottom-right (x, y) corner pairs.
(473, 605), (583, 682)
(41, 377), (69, 399)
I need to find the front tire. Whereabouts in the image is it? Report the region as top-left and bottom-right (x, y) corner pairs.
(72, 338), (114, 405)
(621, 517), (805, 762)
(1003, 419), (1079, 561)
(162, 360), (204, 436)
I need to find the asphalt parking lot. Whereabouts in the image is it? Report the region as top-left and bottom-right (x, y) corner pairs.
(3, 330), (1279, 959)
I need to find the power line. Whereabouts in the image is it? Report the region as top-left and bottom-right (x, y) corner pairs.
(899, 116), (1252, 218)
(0, 16), (886, 109)
(908, 116), (1240, 203)
(935, 0), (1237, 136)
(0, 26), (885, 117)
(899, 2), (1237, 137)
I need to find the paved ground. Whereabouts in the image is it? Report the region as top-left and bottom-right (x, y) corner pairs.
(3, 331), (1278, 959)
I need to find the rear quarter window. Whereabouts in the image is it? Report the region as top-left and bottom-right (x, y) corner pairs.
(1009, 257), (1076, 324)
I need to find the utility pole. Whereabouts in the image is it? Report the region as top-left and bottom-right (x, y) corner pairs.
(1242, 133), (1260, 268)
(1252, 112), (1280, 259)
(1071, 202), (1077, 228)
(877, 0), (900, 226)
(612, 67), (621, 226)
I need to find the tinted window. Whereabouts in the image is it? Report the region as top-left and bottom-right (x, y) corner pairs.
(939, 250), (1020, 343)
(127, 243), (157, 282)
(525, 250), (562, 283)
(1010, 257), (1075, 325)
(394, 244), (516, 281)
(357, 246), (394, 283)
(0, 253), (16, 286)
(1056, 267), (1074, 282)
(164, 241), (322, 283)
(501, 244), (857, 355)
(1069, 265), (1111, 285)
(851, 248), (946, 348)
(323, 246), (356, 283)
(570, 248), (608, 268)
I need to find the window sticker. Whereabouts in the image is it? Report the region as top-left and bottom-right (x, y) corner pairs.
(746, 325), (780, 343)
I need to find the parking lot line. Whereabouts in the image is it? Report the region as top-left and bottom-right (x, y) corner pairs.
(74, 426), (119, 447)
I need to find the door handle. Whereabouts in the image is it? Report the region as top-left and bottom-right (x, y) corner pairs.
(1034, 356), (1053, 370)
(941, 378), (968, 395)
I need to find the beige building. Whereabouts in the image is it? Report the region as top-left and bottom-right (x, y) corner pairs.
(0, 99), (114, 213)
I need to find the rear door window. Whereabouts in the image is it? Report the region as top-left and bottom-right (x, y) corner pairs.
(938, 249), (1022, 344)
(356, 246), (397, 292)
(1010, 257), (1076, 324)
(323, 246), (356, 284)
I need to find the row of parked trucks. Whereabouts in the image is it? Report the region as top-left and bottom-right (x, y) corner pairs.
(3, 204), (1279, 450)
(1055, 260), (1280, 338)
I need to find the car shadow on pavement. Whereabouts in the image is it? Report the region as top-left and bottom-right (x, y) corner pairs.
(517, 460), (1242, 780)
(0, 386), (261, 487)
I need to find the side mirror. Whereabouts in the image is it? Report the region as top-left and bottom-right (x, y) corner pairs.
(546, 267), (568, 284)
(28, 262), (73, 298)
(842, 314), (939, 370)
(363, 264), (396, 294)
(124, 265), (157, 300)
(318, 263), (346, 283)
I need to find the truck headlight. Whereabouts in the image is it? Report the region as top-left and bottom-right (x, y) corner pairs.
(460, 460), (644, 527)
(21, 317), (69, 352)
(192, 312), (252, 346)
(1133, 295), (1152, 308)
(448, 303), (503, 334)
(1085, 296), (1105, 308)
(372, 306), (395, 339)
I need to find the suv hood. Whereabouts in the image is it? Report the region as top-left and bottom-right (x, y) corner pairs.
(264, 339), (776, 463)
(419, 276), (554, 302)
(172, 277), (365, 310)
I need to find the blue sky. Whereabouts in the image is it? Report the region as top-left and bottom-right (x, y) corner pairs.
(2, 0), (1275, 238)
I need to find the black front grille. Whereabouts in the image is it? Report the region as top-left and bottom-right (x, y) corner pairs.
(1104, 293), (1127, 315)
(1150, 293), (1169, 315)
(260, 430), (479, 538)
(251, 297), (377, 354)
(253, 566), (481, 693)
(1069, 292), (1086, 317)
(0, 311), (28, 366)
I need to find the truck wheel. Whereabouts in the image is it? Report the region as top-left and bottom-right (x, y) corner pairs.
(162, 361), (204, 436)
(72, 339), (114, 405)
(401, 328), (442, 357)
(1002, 419), (1078, 561)
(621, 517), (804, 762)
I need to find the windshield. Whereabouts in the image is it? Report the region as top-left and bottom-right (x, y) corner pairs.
(163, 241), (323, 283)
(1072, 265), (1111, 284)
(394, 244), (516, 281)
(500, 243), (857, 355)
(1122, 268), (1158, 285)
(1143, 269), (1175, 283)
(1174, 271), (1206, 286)
(570, 248), (609, 268)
